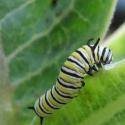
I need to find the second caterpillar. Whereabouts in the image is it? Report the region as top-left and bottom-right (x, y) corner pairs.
(28, 38), (112, 124)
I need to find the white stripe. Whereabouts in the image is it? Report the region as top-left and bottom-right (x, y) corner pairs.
(52, 86), (67, 103)
(46, 91), (58, 109)
(58, 77), (81, 88)
(77, 48), (89, 67)
(108, 52), (112, 63)
(103, 48), (109, 60)
(90, 50), (95, 63)
(99, 46), (104, 60)
(62, 66), (82, 79)
(34, 99), (42, 117)
(68, 56), (85, 71)
(48, 89), (62, 106)
(39, 97), (50, 113)
(56, 86), (73, 97)
(94, 46), (99, 62)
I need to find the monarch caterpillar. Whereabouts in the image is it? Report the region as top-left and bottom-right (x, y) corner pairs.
(28, 38), (112, 124)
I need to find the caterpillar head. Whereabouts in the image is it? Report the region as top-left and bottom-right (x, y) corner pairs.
(99, 47), (112, 65)
(87, 38), (112, 65)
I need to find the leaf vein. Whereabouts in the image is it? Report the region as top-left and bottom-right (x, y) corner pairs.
(0, 0), (35, 24)
(7, 0), (75, 64)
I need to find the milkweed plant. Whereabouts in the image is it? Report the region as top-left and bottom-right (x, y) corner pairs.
(0, 0), (125, 125)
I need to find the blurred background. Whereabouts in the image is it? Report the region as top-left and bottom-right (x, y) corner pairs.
(109, 0), (125, 33)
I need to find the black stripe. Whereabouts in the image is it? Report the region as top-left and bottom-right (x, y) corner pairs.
(97, 46), (99, 61)
(55, 87), (73, 99)
(100, 48), (106, 61)
(50, 88), (66, 104)
(76, 50), (90, 65)
(105, 49), (111, 62)
(60, 77), (82, 88)
(45, 92), (59, 110)
(61, 66), (83, 79)
(34, 107), (41, 117)
(67, 58), (86, 72)
(90, 46), (96, 63)
(57, 78), (81, 89)
(56, 85), (77, 97)
(39, 98), (51, 114)
(97, 62), (102, 68)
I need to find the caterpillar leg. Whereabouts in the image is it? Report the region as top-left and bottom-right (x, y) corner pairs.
(87, 69), (93, 76)
(82, 81), (85, 87)
(27, 106), (44, 125)
(87, 65), (98, 76)
(92, 65), (98, 72)
(97, 62), (103, 68)
(40, 117), (44, 125)
(27, 106), (34, 110)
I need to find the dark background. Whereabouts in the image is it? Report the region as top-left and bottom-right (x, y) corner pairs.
(110, 0), (125, 33)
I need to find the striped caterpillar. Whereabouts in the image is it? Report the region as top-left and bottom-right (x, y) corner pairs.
(28, 38), (112, 124)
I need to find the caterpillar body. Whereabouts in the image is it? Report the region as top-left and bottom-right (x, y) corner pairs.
(28, 38), (112, 124)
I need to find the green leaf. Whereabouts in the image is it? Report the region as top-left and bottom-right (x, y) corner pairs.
(0, 0), (117, 85)
(0, 0), (26, 19)
(0, 0), (119, 125)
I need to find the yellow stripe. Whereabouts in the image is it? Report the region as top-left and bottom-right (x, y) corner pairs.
(41, 95), (53, 113)
(59, 71), (81, 83)
(35, 99), (47, 117)
(64, 60), (84, 74)
(71, 52), (89, 71)
(56, 81), (80, 96)
(95, 47), (99, 62)
(82, 46), (94, 65)
(71, 52), (83, 63)
(48, 90), (62, 108)
(52, 87), (71, 103)
(81, 47), (92, 65)
(82, 45), (91, 53)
